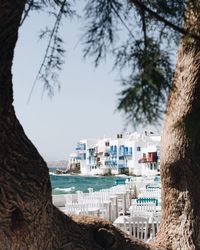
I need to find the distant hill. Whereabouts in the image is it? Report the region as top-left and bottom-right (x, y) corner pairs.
(47, 160), (68, 169)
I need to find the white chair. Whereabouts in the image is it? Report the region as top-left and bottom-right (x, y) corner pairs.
(52, 195), (66, 207)
(123, 216), (149, 242)
(109, 195), (118, 221)
(151, 214), (161, 240)
(65, 203), (82, 215)
(88, 187), (94, 193)
(131, 210), (154, 219)
(100, 201), (112, 221)
(130, 203), (156, 215)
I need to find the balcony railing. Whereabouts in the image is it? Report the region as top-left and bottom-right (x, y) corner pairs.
(109, 150), (117, 156)
(138, 152), (158, 163)
(138, 157), (158, 163)
(138, 157), (147, 163)
(118, 164), (126, 169)
(105, 160), (117, 166)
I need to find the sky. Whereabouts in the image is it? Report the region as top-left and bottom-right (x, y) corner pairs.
(13, 9), (124, 161)
(12, 6), (158, 162)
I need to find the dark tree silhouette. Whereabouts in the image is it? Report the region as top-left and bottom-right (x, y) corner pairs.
(1, 0), (200, 249)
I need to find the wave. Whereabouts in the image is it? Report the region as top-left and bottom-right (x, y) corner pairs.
(49, 172), (71, 176)
(54, 187), (75, 193)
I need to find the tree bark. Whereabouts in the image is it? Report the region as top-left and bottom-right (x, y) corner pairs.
(154, 2), (200, 249)
(0, 1), (152, 249)
(0, 2), (54, 249)
(0, 1), (26, 108)
(4, 0), (200, 249)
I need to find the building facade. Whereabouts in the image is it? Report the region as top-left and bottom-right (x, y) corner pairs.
(70, 131), (160, 176)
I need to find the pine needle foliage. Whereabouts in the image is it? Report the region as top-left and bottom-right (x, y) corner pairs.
(116, 38), (172, 126)
(24, 0), (189, 127)
(24, 0), (76, 102)
(81, 0), (185, 126)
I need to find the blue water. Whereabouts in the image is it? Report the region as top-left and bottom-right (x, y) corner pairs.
(49, 169), (127, 195)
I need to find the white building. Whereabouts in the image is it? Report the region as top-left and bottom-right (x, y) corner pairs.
(137, 134), (160, 176)
(71, 131), (160, 176)
(75, 139), (98, 175)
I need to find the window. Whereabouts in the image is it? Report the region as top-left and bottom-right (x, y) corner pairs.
(137, 146), (141, 151)
(105, 141), (109, 146)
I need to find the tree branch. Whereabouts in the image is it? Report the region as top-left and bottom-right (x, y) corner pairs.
(141, 9), (147, 49)
(20, 0), (34, 26)
(112, 4), (135, 40)
(129, 0), (199, 40)
(27, 0), (66, 103)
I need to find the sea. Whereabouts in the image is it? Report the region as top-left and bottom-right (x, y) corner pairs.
(49, 168), (128, 195)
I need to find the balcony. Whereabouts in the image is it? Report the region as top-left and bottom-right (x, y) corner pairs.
(124, 151), (132, 156)
(76, 143), (86, 151)
(138, 152), (158, 163)
(105, 160), (117, 166)
(138, 157), (147, 163)
(118, 164), (126, 169)
(119, 146), (132, 157)
(109, 150), (117, 156)
(76, 156), (82, 160)
(109, 145), (117, 156)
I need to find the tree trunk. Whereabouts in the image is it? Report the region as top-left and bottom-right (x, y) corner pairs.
(4, 0), (200, 249)
(0, 1), (152, 249)
(0, 1), (54, 249)
(155, 2), (200, 249)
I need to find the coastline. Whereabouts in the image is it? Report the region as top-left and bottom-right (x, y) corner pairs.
(50, 172), (133, 195)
